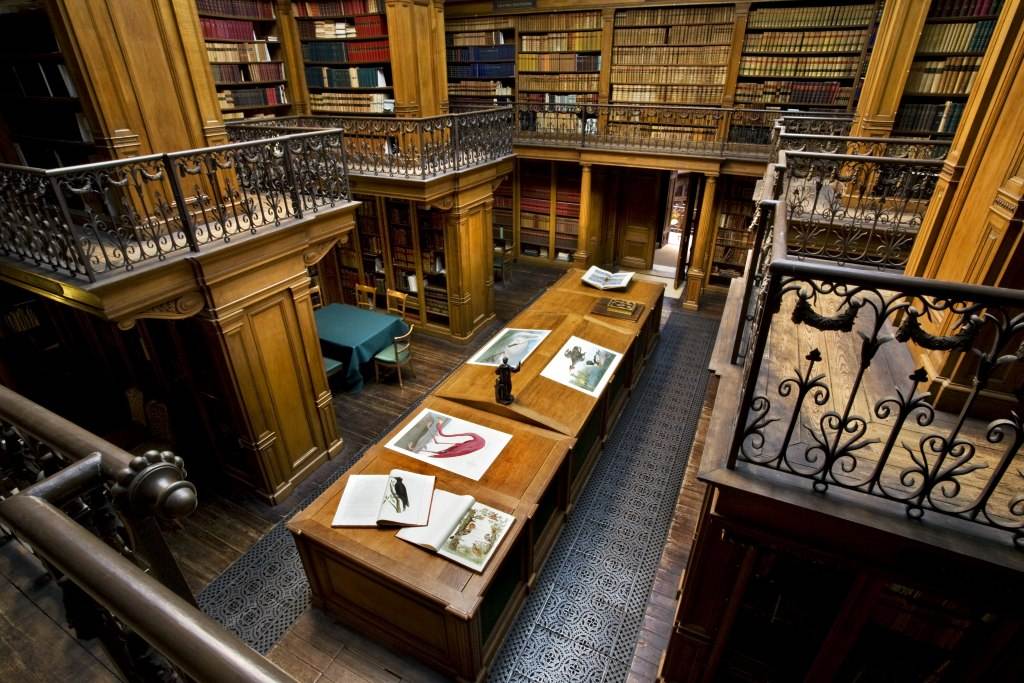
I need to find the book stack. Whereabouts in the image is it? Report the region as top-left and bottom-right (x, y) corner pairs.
(310, 91), (393, 113)
(211, 62), (285, 83)
(735, 81), (852, 107)
(747, 4), (875, 29)
(200, 18), (259, 41)
(895, 101), (965, 134)
(611, 84), (724, 105)
(447, 81), (512, 97)
(743, 29), (867, 53)
(519, 31), (601, 52)
(518, 53), (600, 73)
(218, 85), (287, 110)
(611, 66), (728, 86)
(305, 65), (387, 88)
(301, 39), (389, 63)
(445, 16), (515, 32)
(298, 20), (356, 38)
(519, 73), (598, 93)
(905, 57), (982, 95)
(517, 11), (601, 31)
(293, 0), (383, 15)
(928, 0), (1004, 18)
(206, 41), (271, 62)
(614, 5), (733, 26)
(917, 20), (996, 53)
(739, 55), (861, 78)
(196, 0), (275, 17)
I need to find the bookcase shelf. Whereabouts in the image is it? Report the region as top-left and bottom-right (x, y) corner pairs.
(893, 0), (1003, 138)
(611, 5), (734, 107)
(445, 17), (515, 108)
(511, 11), (602, 106)
(0, 6), (100, 168)
(294, 0), (394, 114)
(198, 0), (291, 120)
(709, 177), (757, 288)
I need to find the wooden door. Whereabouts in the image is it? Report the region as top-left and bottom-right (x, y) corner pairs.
(615, 170), (668, 270)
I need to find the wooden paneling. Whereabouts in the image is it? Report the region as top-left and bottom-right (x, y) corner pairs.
(615, 169), (667, 270)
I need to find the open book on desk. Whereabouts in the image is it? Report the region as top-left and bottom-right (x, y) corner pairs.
(332, 470), (435, 527)
(581, 265), (634, 290)
(397, 490), (515, 573)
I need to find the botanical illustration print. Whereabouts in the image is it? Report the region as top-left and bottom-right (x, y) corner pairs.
(386, 408), (513, 481)
(540, 335), (623, 397)
(467, 328), (551, 367)
(442, 505), (512, 570)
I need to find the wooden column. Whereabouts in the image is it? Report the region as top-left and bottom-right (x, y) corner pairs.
(483, 198), (496, 314)
(49, 0), (229, 157)
(276, 0), (310, 115)
(850, 0), (929, 137)
(385, 0), (443, 116)
(903, 0), (1024, 416)
(682, 174), (717, 311)
(721, 2), (750, 107)
(444, 200), (494, 339)
(198, 251), (343, 504)
(431, 0), (449, 114)
(573, 163), (594, 267)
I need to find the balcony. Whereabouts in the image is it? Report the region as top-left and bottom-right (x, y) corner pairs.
(0, 129), (352, 285)
(709, 128), (1024, 557)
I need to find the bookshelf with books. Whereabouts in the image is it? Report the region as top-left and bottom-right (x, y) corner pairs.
(197, 0), (292, 119)
(385, 199), (421, 319)
(493, 177), (514, 246)
(610, 5), (734, 107)
(553, 164), (581, 263)
(416, 208), (450, 327)
(893, 0), (1003, 137)
(515, 11), (602, 106)
(736, 1), (880, 111)
(518, 160), (552, 259)
(446, 16), (516, 109)
(0, 7), (99, 168)
(355, 194), (388, 308)
(709, 176), (756, 287)
(293, 0), (395, 114)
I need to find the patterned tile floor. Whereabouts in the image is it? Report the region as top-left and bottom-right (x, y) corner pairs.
(198, 311), (718, 681)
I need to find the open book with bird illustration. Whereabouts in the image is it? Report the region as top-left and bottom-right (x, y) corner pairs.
(581, 265), (634, 290)
(332, 469), (435, 527)
(396, 489), (514, 572)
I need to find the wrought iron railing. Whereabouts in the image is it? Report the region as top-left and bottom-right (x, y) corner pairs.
(227, 107), (515, 179)
(0, 129), (350, 282)
(779, 150), (942, 270)
(775, 114), (854, 136)
(775, 131), (951, 159)
(511, 102), (785, 158)
(0, 384), (297, 682)
(726, 166), (1024, 549)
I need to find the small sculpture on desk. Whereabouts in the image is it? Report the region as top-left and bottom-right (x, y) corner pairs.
(494, 356), (521, 405)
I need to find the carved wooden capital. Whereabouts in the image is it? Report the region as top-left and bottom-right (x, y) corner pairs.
(116, 291), (205, 330)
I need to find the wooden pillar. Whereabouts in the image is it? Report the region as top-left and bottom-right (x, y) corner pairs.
(850, 0), (930, 137)
(682, 174), (717, 311)
(431, 0), (449, 114)
(721, 2), (750, 107)
(276, 0), (310, 115)
(385, 0), (443, 116)
(903, 0), (1024, 417)
(49, 0), (228, 157)
(574, 163), (594, 268)
(483, 199), (496, 314)
(199, 258), (342, 504)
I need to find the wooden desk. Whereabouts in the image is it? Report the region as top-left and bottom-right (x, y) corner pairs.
(288, 397), (573, 683)
(539, 269), (665, 385)
(434, 309), (634, 505)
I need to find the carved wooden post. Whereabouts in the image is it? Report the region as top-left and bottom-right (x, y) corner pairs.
(682, 174), (718, 311)
(573, 163), (593, 268)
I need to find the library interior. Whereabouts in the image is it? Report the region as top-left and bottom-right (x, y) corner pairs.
(0, 0), (1023, 681)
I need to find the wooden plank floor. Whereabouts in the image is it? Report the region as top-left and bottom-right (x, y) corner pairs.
(0, 260), (567, 683)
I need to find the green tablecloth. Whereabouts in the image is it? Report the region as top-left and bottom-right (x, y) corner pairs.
(314, 303), (408, 391)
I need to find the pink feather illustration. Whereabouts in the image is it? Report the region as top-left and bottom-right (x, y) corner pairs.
(427, 420), (486, 458)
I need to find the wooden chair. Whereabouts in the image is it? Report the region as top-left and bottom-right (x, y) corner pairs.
(373, 324), (414, 388)
(355, 284), (376, 310)
(493, 238), (513, 284)
(386, 289), (408, 318)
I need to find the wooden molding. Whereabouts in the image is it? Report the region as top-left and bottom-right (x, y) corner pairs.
(116, 291), (205, 330)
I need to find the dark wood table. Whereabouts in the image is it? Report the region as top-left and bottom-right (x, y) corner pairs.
(288, 397), (573, 682)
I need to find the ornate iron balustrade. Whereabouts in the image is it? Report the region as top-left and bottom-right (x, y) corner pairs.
(0, 129), (350, 282)
(776, 131), (951, 160)
(776, 114), (854, 136)
(727, 170), (1024, 548)
(511, 102), (784, 158)
(779, 150), (942, 270)
(226, 107), (515, 179)
(0, 385), (297, 682)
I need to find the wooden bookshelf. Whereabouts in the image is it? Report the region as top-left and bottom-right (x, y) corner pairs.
(416, 208), (449, 326)
(293, 0), (394, 114)
(385, 198), (420, 318)
(515, 10), (602, 105)
(610, 4), (734, 106)
(197, 0), (292, 119)
(709, 176), (756, 287)
(518, 159), (552, 259)
(735, 1), (880, 111)
(445, 16), (515, 109)
(553, 164), (581, 263)
(0, 7), (99, 168)
(893, 0), (1003, 137)
(493, 177), (514, 245)
(355, 194), (387, 308)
